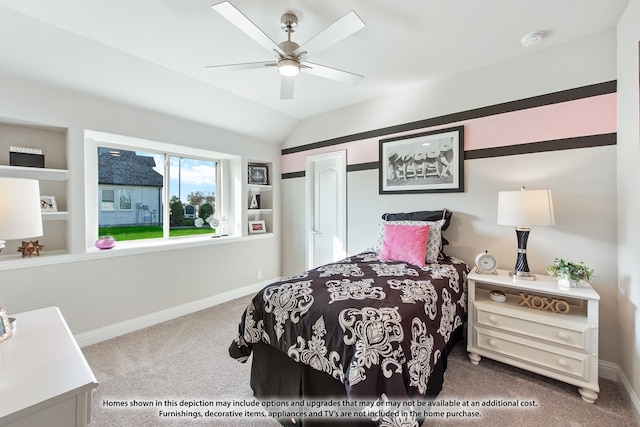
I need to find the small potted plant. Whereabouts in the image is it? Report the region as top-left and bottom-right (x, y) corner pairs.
(546, 258), (595, 289)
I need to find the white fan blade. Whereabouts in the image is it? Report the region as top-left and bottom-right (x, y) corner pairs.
(212, 1), (285, 56)
(280, 77), (295, 100)
(301, 62), (364, 85)
(292, 10), (365, 57)
(206, 61), (275, 71)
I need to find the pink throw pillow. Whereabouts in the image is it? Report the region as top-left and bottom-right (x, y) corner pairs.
(378, 223), (430, 267)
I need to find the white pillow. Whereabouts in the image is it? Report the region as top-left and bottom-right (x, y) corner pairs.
(373, 219), (445, 264)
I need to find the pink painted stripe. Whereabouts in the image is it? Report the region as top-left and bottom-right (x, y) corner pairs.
(465, 93), (616, 150)
(281, 93), (616, 174)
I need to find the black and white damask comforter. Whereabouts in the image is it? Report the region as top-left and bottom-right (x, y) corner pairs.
(229, 251), (468, 403)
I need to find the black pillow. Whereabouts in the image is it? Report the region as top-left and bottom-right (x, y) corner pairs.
(381, 209), (453, 230)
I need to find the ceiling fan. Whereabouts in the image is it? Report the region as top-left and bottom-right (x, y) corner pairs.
(207, 1), (365, 99)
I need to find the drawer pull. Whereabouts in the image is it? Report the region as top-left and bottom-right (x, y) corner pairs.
(558, 358), (568, 368)
(488, 315), (498, 324)
(488, 339), (497, 347)
(558, 331), (569, 340)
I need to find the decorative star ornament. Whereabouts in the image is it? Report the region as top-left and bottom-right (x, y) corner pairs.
(18, 240), (44, 257)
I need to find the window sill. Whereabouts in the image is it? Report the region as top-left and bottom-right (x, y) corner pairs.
(0, 233), (274, 271)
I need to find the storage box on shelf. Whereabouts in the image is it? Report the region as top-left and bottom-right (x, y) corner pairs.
(466, 270), (600, 403)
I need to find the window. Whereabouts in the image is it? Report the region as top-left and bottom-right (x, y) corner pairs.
(168, 156), (218, 237)
(97, 146), (220, 242)
(101, 189), (115, 211)
(119, 189), (132, 211)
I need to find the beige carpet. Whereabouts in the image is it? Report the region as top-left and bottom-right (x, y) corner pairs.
(83, 294), (638, 427)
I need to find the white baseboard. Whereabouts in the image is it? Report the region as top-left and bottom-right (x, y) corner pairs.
(614, 363), (640, 426)
(599, 359), (619, 382)
(75, 278), (277, 348)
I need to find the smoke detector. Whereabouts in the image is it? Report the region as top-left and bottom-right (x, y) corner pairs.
(521, 31), (543, 47)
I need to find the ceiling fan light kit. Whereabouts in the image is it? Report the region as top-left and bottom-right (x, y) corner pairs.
(209, 1), (365, 99)
(278, 58), (300, 77)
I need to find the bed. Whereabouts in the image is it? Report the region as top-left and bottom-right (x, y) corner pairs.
(229, 210), (468, 426)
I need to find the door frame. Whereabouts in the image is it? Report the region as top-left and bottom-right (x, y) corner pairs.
(305, 150), (347, 270)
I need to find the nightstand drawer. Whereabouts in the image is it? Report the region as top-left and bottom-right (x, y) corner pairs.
(474, 328), (589, 380)
(475, 305), (587, 350)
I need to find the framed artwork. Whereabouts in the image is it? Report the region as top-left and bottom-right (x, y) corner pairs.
(379, 126), (464, 194)
(40, 195), (58, 211)
(248, 220), (266, 234)
(0, 308), (12, 343)
(248, 166), (268, 185)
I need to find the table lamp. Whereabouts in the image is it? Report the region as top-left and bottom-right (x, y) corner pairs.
(497, 186), (554, 280)
(0, 177), (43, 255)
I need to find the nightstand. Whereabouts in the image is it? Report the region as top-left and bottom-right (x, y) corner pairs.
(466, 270), (600, 403)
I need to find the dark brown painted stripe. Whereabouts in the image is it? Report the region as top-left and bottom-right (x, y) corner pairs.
(282, 171), (305, 179)
(347, 162), (379, 172)
(464, 133), (616, 159)
(281, 133), (617, 179)
(281, 80), (616, 156)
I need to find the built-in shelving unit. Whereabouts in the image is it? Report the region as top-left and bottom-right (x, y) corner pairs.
(0, 122), (69, 257)
(247, 162), (273, 235)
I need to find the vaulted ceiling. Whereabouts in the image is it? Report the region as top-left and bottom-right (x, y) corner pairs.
(0, 0), (629, 144)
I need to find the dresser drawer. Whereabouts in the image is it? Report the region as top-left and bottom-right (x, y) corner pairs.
(474, 328), (589, 381)
(475, 304), (588, 350)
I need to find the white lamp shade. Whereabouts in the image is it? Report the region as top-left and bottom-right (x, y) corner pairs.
(0, 177), (43, 240)
(497, 188), (555, 226)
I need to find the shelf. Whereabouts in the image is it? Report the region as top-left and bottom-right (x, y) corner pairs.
(248, 209), (272, 215)
(42, 211), (69, 221)
(467, 270), (600, 301)
(0, 250), (68, 269)
(0, 164), (69, 181)
(247, 184), (272, 192)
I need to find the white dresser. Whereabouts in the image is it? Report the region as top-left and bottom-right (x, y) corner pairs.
(0, 307), (98, 427)
(466, 270), (600, 403)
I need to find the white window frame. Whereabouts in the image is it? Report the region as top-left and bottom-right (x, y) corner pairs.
(85, 130), (240, 251)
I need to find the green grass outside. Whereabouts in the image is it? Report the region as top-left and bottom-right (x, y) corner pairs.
(98, 226), (214, 241)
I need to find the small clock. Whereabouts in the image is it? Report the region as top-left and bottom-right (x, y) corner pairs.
(475, 251), (498, 274)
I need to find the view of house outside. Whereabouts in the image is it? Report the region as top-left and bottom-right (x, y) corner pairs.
(97, 147), (217, 242)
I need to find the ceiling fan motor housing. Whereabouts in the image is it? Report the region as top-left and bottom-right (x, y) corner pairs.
(280, 13), (298, 32)
(279, 40), (300, 56)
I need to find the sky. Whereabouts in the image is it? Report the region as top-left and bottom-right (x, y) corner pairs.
(145, 152), (217, 204)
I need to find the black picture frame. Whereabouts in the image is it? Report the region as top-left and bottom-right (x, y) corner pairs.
(379, 126), (464, 194)
(248, 166), (268, 185)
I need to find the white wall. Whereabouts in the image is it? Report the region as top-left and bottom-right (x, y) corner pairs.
(616, 0), (640, 412)
(281, 31), (620, 366)
(0, 71), (281, 338)
(283, 31), (617, 150)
